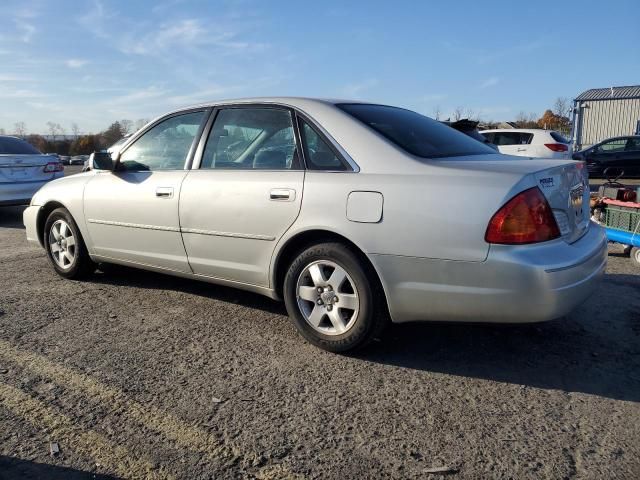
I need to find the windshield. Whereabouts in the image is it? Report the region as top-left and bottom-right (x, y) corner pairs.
(0, 136), (42, 155)
(337, 104), (496, 158)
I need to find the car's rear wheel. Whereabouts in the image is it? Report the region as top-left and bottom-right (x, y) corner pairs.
(631, 247), (640, 268)
(44, 208), (96, 279)
(283, 242), (388, 352)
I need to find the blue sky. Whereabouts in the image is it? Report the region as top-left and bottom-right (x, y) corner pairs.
(1, 0), (638, 134)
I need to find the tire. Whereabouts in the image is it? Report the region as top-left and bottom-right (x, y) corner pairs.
(631, 247), (640, 268)
(283, 242), (388, 352)
(44, 207), (96, 279)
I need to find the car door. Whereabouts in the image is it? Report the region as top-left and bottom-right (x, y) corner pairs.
(589, 138), (628, 177)
(84, 110), (208, 271)
(622, 137), (640, 177)
(179, 106), (304, 286)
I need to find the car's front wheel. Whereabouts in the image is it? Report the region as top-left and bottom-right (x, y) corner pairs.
(44, 208), (96, 279)
(631, 247), (640, 268)
(283, 242), (388, 352)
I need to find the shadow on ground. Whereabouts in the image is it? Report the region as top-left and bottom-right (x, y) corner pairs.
(0, 456), (120, 480)
(0, 206), (27, 229)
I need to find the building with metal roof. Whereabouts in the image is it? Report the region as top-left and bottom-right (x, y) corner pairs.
(572, 85), (640, 150)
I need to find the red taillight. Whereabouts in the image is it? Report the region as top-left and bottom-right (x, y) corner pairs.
(43, 162), (64, 173)
(544, 143), (568, 152)
(485, 187), (560, 244)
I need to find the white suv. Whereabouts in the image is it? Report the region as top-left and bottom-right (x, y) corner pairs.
(480, 129), (572, 159)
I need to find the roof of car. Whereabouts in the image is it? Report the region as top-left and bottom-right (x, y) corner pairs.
(179, 96), (369, 112)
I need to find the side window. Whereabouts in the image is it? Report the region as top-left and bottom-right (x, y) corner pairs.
(482, 132), (494, 143)
(300, 121), (347, 171)
(624, 138), (640, 152)
(201, 108), (300, 170)
(493, 132), (520, 146)
(119, 111), (205, 171)
(597, 139), (626, 153)
(519, 133), (534, 144)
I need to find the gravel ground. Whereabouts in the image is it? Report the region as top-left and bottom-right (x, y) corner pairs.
(0, 201), (639, 479)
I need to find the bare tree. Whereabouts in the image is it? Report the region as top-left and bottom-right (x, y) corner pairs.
(14, 121), (27, 138)
(464, 107), (478, 121)
(135, 118), (150, 131)
(71, 122), (80, 139)
(120, 119), (134, 135)
(432, 106), (441, 120)
(57, 124), (66, 138)
(0, 127), (5, 135)
(452, 106), (464, 121)
(47, 122), (57, 141)
(553, 97), (571, 119)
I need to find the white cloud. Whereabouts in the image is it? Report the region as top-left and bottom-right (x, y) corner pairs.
(65, 59), (89, 68)
(14, 20), (36, 43)
(479, 77), (499, 89)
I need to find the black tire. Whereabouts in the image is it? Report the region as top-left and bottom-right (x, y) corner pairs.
(283, 242), (388, 352)
(44, 207), (96, 279)
(631, 247), (640, 268)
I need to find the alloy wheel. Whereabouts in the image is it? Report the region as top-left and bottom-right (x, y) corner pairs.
(296, 260), (359, 335)
(48, 219), (77, 270)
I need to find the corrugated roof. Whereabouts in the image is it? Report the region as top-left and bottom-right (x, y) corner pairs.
(575, 85), (640, 101)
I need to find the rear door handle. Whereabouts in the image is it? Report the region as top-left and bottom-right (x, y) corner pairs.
(156, 187), (174, 198)
(517, 148), (527, 152)
(269, 188), (296, 201)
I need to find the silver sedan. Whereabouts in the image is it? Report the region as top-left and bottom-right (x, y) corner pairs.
(23, 98), (607, 352)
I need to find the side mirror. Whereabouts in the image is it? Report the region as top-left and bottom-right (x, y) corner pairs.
(91, 151), (116, 171)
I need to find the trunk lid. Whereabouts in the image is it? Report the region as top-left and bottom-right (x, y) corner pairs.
(0, 154), (58, 184)
(438, 154), (590, 244)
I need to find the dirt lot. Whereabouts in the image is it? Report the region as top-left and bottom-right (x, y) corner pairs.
(0, 201), (639, 479)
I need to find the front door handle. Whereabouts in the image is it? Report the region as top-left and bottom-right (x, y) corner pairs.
(156, 187), (174, 198)
(517, 148), (527, 152)
(270, 188), (296, 201)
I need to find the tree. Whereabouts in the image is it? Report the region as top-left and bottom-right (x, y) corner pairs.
(101, 121), (125, 146)
(70, 134), (100, 155)
(452, 106), (464, 121)
(515, 111), (538, 128)
(71, 122), (80, 139)
(46, 121), (59, 142)
(120, 119), (134, 135)
(432, 106), (441, 120)
(537, 109), (570, 133)
(553, 97), (572, 119)
(14, 121), (27, 138)
(0, 128), (5, 135)
(135, 118), (150, 131)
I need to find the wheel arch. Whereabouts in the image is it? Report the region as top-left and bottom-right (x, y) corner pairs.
(272, 229), (390, 310)
(36, 201), (68, 247)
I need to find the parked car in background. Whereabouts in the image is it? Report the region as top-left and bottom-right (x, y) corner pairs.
(24, 98), (605, 352)
(60, 155), (71, 165)
(442, 119), (497, 150)
(572, 135), (640, 178)
(70, 155), (88, 165)
(481, 129), (572, 159)
(0, 136), (63, 206)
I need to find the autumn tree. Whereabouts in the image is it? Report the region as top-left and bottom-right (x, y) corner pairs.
(537, 109), (570, 133)
(70, 134), (100, 155)
(101, 121), (125, 146)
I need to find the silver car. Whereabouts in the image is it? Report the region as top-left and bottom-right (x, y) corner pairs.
(0, 136), (63, 206)
(23, 98), (607, 352)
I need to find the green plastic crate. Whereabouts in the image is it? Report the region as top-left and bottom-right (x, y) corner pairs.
(605, 206), (640, 233)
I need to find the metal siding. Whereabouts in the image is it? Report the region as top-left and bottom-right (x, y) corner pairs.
(577, 98), (640, 148)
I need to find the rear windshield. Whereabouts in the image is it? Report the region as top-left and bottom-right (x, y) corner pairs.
(0, 136), (41, 155)
(337, 104), (496, 158)
(550, 131), (569, 144)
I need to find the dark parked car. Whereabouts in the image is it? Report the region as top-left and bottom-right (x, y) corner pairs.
(573, 135), (640, 178)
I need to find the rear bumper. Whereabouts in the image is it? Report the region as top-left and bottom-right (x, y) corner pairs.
(0, 179), (55, 206)
(370, 223), (607, 323)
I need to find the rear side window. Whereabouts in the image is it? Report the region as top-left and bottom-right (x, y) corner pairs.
(492, 132), (533, 146)
(0, 137), (41, 155)
(300, 120), (347, 171)
(550, 132), (569, 143)
(337, 104), (495, 158)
